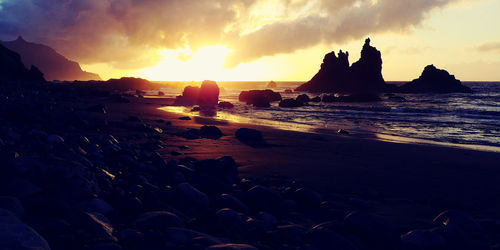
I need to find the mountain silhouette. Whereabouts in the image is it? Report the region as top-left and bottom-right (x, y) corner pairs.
(0, 43), (45, 83)
(1, 36), (101, 81)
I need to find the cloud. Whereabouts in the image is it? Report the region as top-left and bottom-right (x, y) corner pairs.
(475, 41), (500, 53)
(0, 0), (458, 69)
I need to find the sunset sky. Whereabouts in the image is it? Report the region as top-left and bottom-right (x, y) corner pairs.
(1, 0), (499, 81)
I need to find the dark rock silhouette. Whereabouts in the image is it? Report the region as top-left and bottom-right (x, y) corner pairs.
(279, 98), (304, 108)
(296, 38), (392, 95)
(267, 81), (277, 88)
(106, 77), (153, 91)
(218, 101), (234, 109)
(1, 36), (101, 81)
(398, 65), (472, 93)
(235, 128), (267, 147)
(0, 43), (45, 83)
(296, 94), (310, 103)
(239, 90), (281, 107)
(174, 81), (220, 106)
(197, 80), (220, 106)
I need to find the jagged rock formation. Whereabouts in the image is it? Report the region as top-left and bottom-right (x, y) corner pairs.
(296, 38), (392, 94)
(398, 65), (472, 93)
(0, 44), (45, 83)
(1, 36), (101, 81)
(267, 81), (277, 88)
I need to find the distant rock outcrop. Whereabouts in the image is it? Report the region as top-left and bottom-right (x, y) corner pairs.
(296, 38), (392, 94)
(267, 81), (277, 88)
(174, 80), (220, 106)
(0, 44), (45, 83)
(398, 65), (472, 93)
(1, 36), (101, 81)
(106, 77), (153, 91)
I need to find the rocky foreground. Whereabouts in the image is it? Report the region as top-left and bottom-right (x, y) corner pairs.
(0, 82), (499, 250)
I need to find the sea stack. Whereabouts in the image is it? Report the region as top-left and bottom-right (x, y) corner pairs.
(174, 80), (220, 106)
(296, 38), (390, 94)
(398, 65), (472, 93)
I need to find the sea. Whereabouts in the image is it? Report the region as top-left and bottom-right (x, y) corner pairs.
(154, 81), (500, 151)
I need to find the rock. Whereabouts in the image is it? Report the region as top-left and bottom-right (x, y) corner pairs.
(200, 125), (224, 139)
(344, 211), (399, 248)
(293, 188), (322, 207)
(268, 224), (307, 246)
(217, 194), (249, 214)
(0, 196), (24, 218)
(46, 134), (65, 144)
(215, 208), (244, 232)
(78, 212), (116, 241)
(0, 209), (51, 250)
(174, 80), (220, 106)
(181, 128), (201, 140)
(279, 98), (304, 108)
(296, 94), (310, 103)
(245, 185), (283, 212)
(337, 129), (349, 135)
(163, 227), (222, 247)
(398, 65), (472, 93)
(192, 156), (238, 195)
(158, 91), (165, 96)
(267, 81), (277, 88)
(239, 90), (282, 107)
(6, 179), (41, 199)
(191, 106), (201, 112)
(310, 96), (321, 102)
(134, 211), (185, 230)
(175, 182), (210, 211)
(197, 80), (220, 106)
(235, 128), (267, 147)
(78, 198), (114, 215)
(207, 244), (258, 250)
(284, 89), (293, 94)
(433, 210), (482, 232)
(401, 229), (447, 249)
(307, 224), (357, 250)
(218, 101), (235, 109)
(179, 116), (191, 120)
(296, 38), (390, 94)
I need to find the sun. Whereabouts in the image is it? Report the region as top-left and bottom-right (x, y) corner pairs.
(133, 45), (233, 81)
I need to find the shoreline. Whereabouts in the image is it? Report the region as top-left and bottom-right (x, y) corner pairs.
(157, 100), (500, 153)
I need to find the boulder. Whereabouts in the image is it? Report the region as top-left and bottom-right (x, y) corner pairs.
(307, 224), (357, 250)
(219, 101), (235, 109)
(244, 185), (283, 212)
(433, 210), (482, 232)
(199, 125), (224, 140)
(78, 198), (114, 215)
(134, 211), (185, 230)
(207, 244), (258, 250)
(0, 196), (24, 218)
(0, 209), (51, 250)
(279, 98), (304, 108)
(175, 183), (210, 211)
(293, 188), (322, 207)
(215, 208), (244, 232)
(310, 96), (321, 102)
(296, 94), (310, 103)
(216, 194), (249, 214)
(192, 156), (238, 195)
(235, 128), (267, 147)
(401, 229), (447, 249)
(344, 211), (399, 248)
(239, 89), (281, 107)
(398, 65), (472, 93)
(198, 80), (220, 106)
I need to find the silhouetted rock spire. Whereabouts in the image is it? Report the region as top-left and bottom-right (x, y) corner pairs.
(295, 38), (388, 94)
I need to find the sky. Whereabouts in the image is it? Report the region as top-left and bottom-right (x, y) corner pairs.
(0, 0), (499, 81)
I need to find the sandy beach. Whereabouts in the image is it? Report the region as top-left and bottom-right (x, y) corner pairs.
(122, 97), (500, 225)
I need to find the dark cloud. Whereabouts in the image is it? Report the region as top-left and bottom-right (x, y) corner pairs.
(476, 41), (500, 53)
(0, 0), (458, 69)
